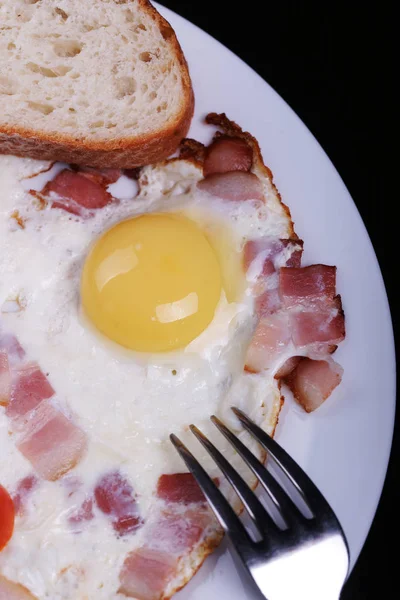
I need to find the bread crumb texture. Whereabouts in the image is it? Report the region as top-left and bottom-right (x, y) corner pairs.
(0, 0), (190, 142)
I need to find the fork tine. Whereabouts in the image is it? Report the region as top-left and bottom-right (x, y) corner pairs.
(231, 407), (333, 517)
(211, 415), (305, 527)
(189, 424), (279, 536)
(170, 434), (251, 546)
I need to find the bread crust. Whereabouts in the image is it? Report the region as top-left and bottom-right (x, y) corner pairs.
(0, 0), (194, 169)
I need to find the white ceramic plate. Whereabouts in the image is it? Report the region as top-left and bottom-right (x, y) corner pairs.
(153, 3), (397, 599)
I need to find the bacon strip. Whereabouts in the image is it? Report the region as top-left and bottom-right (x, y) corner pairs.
(245, 256), (345, 389)
(244, 238), (303, 318)
(0, 576), (37, 600)
(203, 136), (253, 176)
(17, 402), (87, 481)
(119, 548), (176, 600)
(40, 169), (114, 216)
(156, 473), (206, 505)
(245, 313), (291, 373)
(94, 470), (142, 536)
(119, 471), (219, 598)
(146, 508), (209, 554)
(6, 363), (54, 418)
(1, 327), (87, 481)
(198, 171), (264, 202)
(280, 265), (336, 308)
(255, 288), (281, 317)
(274, 356), (302, 379)
(244, 238), (303, 276)
(283, 358), (343, 412)
(12, 475), (39, 516)
(119, 506), (216, 599)
(68, 497), (94, 530)
(290, 296), (345, 348)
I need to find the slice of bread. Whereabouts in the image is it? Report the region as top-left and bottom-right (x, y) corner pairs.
(0, 0), (194, 168)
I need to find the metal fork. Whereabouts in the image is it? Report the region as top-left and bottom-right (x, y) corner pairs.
(170, 407), (349, 600)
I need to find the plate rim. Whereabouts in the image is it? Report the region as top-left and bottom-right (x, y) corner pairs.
(156, 0), (397, 578)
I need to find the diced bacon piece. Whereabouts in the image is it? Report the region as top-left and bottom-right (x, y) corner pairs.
(12, 475), (39, 515)
(94, 470), (142, 536)
(75, 166), (122, 185)
(255, 288), (281, 317)
(0, 484), (14, 551)
(245, 313), (291, 373)
(285, 244), (303, 268)
(147, 509), (209, 555)
(203, 136), (253, 176)
(244, 239), (280, 278)
(6, 363), (54, 419)
(0, 576), (37, 600)
(0, 350), (11, 406)
(244, 238), (303, 278)
(283, 358), (343, 412)
(280, 265), (336, 308)
(156, 473), (206, 505)
(119, 547), (176, 600)
(68, 497), (94, 530)
(197, 171), (264, 202)
(0, 332), (25, 362)
(17, 403), (87, 481)
(41, 169), (113, 216)
(274, 356), (302, 379)
(290, 297), (345, 348)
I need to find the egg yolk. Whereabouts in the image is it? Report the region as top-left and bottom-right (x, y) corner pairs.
(81, 213), (222, 352)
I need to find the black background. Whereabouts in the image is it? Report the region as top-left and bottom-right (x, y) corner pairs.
(161, 1), (396, 598)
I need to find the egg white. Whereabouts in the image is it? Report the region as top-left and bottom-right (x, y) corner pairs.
(0, 154), (285, 600)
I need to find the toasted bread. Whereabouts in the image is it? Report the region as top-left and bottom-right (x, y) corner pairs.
(0, 0), (194, 168)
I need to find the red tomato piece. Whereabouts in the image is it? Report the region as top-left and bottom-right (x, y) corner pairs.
(0, 484), (15, 551)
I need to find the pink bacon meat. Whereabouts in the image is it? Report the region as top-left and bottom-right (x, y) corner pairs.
(119, 548), (176, 600)
(156, 473), (206, 505)
(39, 168), (114, 216)
(119, 473), (218, 599)
(280, 266), (345, 352)
(245, 313), (291, 373)
(244, 237), (303, 278)
(17, 402), (86, 481)
(244, 237), (304, 315)
(290, 297), (345, 350)
(197, 131), (263, 201)
(12, 475), (39, 516)
(94, 470), (142, 536)
(244, 255), (345, 410)
(203, 136), (253, 176)
(198, 171), (264, 202)
(146, 508), (210, 555)
(0, 329), (87, 480)
(6, 362), (54, 419)
(68, 497), (94, 530)
(279, 264), (337, 308)
(283, 358), (343, 413)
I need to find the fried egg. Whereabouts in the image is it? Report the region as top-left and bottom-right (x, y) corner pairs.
(0, 132), (293, 600)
